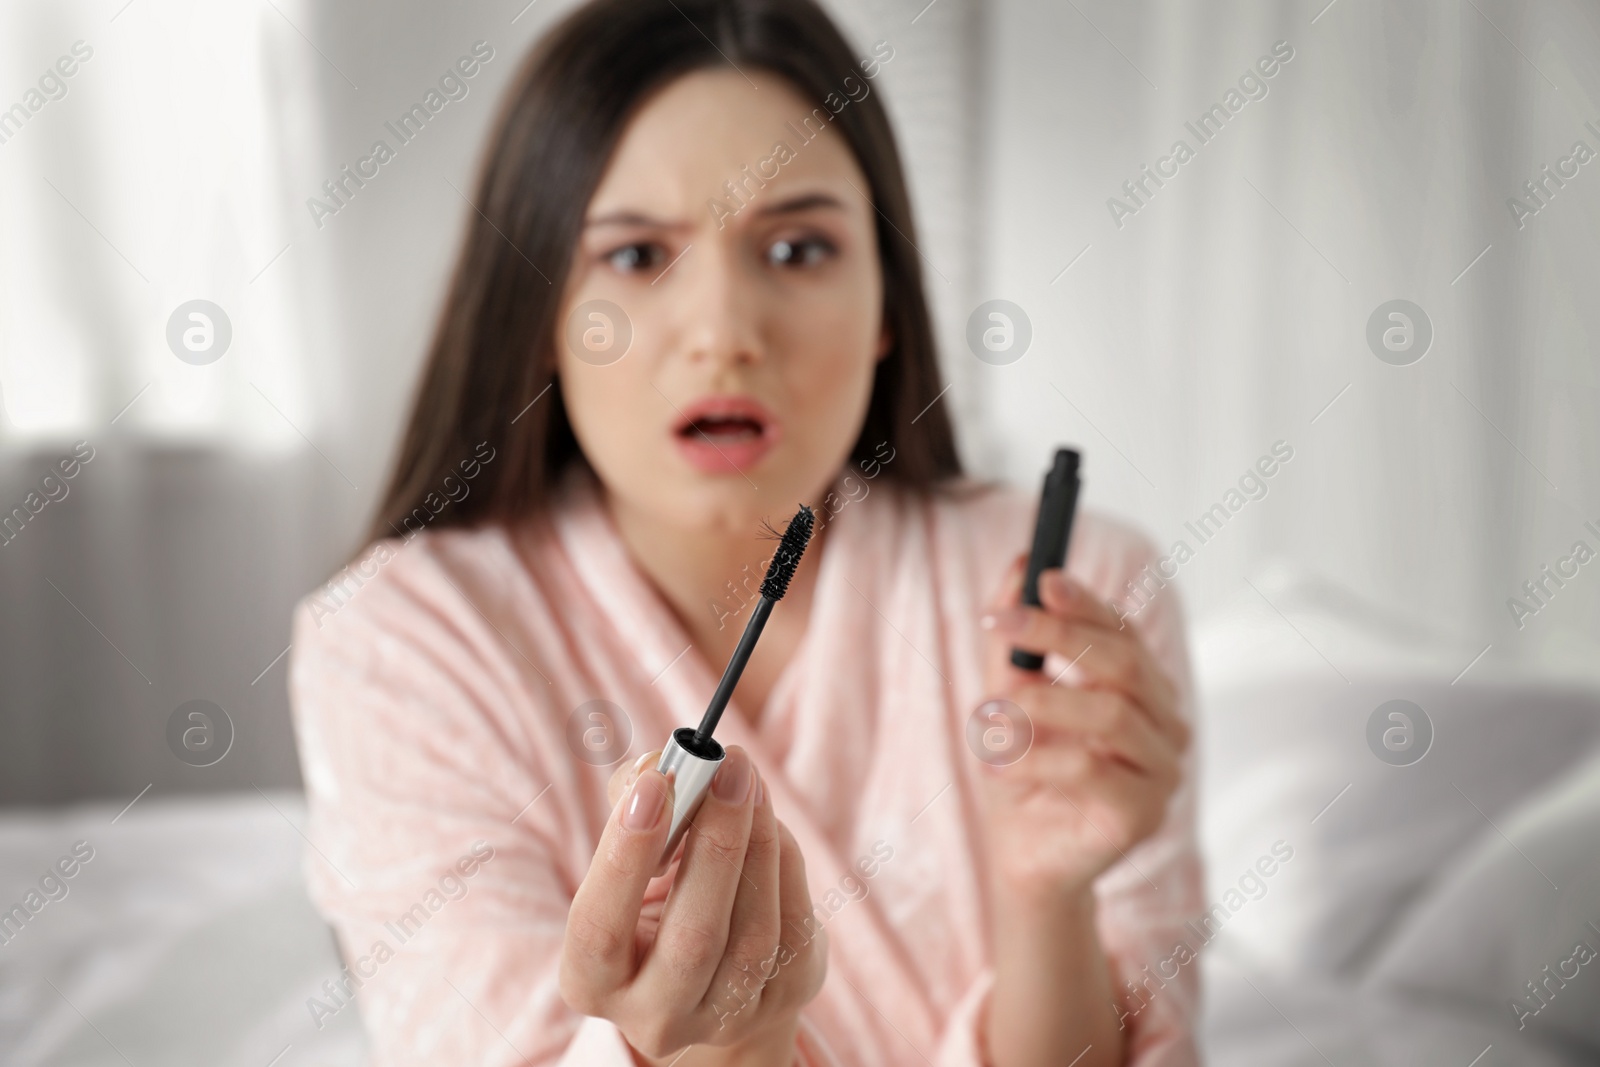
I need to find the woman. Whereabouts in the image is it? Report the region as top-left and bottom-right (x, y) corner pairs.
(289, 0), (1200, 1063)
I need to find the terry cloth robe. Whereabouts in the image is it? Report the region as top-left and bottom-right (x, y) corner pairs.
(289, 463), (1203, 1066)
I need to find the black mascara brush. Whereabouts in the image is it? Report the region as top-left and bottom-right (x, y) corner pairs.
(656, 504), (815, 868)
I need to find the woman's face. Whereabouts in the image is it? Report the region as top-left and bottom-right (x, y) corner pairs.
(556, 68), (888, 538)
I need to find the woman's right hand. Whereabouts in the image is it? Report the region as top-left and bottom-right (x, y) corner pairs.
(560, 746), (827, 1065)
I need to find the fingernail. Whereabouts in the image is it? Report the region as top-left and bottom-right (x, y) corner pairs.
(754, 773), (766, 808)
(623, 773), (668, 831)
(713, 749), (753, 803)
(980, 606), (1028, 633)
(631, 751), (656, 774)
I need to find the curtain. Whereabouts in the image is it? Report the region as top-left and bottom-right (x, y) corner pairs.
(975, 0), (1600, 679)
(0, 0), (353, 802)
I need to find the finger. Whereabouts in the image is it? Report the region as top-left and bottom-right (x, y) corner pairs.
(1040, 571), (1184, 734)
(981, 559), (1120, 688)
(701, 771), (782, 1024)
(984, 594), (1182, 743)
(990, 738), (1094, 787)
(638, 746), (758, 1008)
(985, 552), (1029, 613)
(980, 553), (1031, 694)
(561, 768), (674, 1010)
(1049, 765), (1180, 853)
(1041, 569), (1126, 633)
(987, 742), (1178, 843)
(1004, 722), (1180, 792)
(771, 820), (827, 1008)
(1013, 688), (1178, 777)
(984, 601), (1141, 698)
(608, 750), (662, 809)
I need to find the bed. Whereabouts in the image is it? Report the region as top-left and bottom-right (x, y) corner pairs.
(0, 792), (367, 1067)
(1193, 565), (1600, 1065)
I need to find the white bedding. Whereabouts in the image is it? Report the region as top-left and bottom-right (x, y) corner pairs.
(1194, 565), (1600, 1065)
(0, 792), (366, 1067)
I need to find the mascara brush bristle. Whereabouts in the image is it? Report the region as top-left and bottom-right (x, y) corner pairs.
(759, 504), (816, 601)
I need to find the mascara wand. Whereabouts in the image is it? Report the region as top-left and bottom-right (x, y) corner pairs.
(655, 504), (816, 869)
(693, 504), (815, 746)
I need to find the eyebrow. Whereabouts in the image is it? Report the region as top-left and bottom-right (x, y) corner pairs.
(584, 210), (684, 229)
(754, 192), (847, 217)
(583, 191), (848, 229)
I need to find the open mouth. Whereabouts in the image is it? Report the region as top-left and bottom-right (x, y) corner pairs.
(670, 395), (781, 474)
(678, 414), (767, 442)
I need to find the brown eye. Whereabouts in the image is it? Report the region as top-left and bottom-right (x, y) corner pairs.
(607, 243), (665, 272)
(767, 236), (834, 268)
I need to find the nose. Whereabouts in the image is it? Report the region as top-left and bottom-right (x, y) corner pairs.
(674, 239), (762, 372)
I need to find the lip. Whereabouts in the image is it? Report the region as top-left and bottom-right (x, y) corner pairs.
(671, 394), (782, 474)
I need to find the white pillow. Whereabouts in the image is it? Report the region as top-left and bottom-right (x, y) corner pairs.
(1202, 951), (1581, 1067)
(1193, 563), (1600, 978)
(1198, 675), (1600, 978)
(1364, 748), (1600, 1052)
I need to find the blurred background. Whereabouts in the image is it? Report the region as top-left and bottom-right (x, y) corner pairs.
(2, 0), (1598, 1064)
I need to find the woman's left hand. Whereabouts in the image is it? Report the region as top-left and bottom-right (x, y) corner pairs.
(975, 553), (1190, 902)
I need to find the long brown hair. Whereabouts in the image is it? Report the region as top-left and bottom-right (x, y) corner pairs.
(367, 0), (961, 545)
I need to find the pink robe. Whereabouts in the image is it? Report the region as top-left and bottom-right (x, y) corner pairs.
(289, 464), (1202, 1065)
